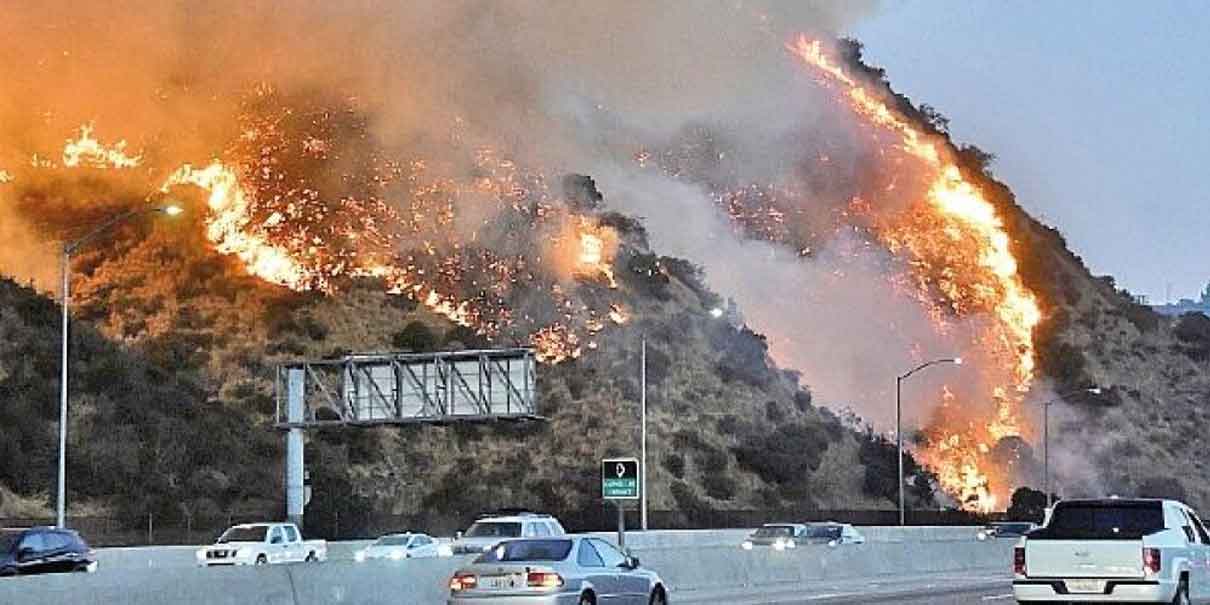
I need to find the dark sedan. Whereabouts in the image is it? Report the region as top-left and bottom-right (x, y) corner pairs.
(0, 527), (97, 577)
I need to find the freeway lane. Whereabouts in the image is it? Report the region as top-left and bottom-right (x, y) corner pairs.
(675, 572), (1012, 604)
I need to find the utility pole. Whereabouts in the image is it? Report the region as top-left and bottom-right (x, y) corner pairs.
(640, 337), (648, 531)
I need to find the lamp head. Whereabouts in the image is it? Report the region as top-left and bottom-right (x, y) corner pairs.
(161, 204), (184, 217)
(952, 357), (963, 366)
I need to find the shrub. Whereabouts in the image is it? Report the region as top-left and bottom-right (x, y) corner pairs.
(392, 321), (437, 351)
(662, 453), (686, 479)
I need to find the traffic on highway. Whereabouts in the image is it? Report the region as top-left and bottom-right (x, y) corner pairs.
(8, 499), (1210, 604)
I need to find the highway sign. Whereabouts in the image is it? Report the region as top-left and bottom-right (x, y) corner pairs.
(602, 457), (640, 500)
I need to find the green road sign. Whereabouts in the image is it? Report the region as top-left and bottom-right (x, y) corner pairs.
(602, 457), (640, 500)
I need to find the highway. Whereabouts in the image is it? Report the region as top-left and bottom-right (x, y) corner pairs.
(0, 527), (1016, 604)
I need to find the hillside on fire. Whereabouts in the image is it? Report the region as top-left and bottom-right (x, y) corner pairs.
(2, 4), (1208, 527)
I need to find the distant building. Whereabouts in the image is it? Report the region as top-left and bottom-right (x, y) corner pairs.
(1152, 282), (1210, 317)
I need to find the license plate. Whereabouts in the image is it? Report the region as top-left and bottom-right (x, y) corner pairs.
(482, 575), (521, 590)
(1066, 579), (1106, 593)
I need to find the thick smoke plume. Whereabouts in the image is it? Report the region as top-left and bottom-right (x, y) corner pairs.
(2, 0), (1011, 436)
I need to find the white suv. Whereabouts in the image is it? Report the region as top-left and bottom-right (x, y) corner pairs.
(449, 513), (566, 555)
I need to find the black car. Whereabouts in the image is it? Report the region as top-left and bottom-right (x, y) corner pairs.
(0, 527), (97, 577)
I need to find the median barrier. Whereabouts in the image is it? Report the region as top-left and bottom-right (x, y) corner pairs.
(1, 527), (1013, 604)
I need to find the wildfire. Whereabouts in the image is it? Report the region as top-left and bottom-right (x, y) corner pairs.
(790, 35), (1042, 511)
(0, 170), (11, 184)
(62, 124), (142, 169)
(162, 162), (315, 291)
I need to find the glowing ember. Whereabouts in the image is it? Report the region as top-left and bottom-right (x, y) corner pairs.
(791, 35), (1042, 511)
(0, 170), (11, 184)
(62, 124), (143, 169)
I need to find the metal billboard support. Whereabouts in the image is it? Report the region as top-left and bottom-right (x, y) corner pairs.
(276, 348), (542, 526)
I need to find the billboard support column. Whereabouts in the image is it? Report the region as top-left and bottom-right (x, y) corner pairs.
(286, 368), (306, 528)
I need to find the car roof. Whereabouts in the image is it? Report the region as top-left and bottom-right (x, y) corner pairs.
(474, 515), (556, 523)
(761, 523), (803, 528)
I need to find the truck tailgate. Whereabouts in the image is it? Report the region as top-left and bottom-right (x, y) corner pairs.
(1026, 540), (1144, 578)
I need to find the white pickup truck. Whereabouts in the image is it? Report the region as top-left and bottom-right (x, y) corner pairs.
(196, 522), (327, 566)
(1013, 498), (1210, 603)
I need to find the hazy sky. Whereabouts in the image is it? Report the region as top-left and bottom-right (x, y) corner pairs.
(850, 1), (1210, 302)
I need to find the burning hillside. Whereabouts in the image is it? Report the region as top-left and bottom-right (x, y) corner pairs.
(5, 2), (1155, 516)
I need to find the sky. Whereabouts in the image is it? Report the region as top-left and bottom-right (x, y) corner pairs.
(850, 1), (1210, 302)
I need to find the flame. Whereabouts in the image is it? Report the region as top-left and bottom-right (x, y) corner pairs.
(574, 218), (619, 287)
(0, 170), (11, 184)
(791, 36), (1042, 511)
(162, 162), (315, 291)
(62, 124), (142, 169)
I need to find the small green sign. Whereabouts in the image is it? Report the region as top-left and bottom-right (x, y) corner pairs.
(602, 458), (640, 500)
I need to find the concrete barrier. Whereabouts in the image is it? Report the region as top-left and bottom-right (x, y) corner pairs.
(0, 527), (1013, 604)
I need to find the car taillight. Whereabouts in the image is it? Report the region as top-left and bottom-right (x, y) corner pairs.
(1143, 548), (1162, 574)
(1013, 547), (1026, 576)
(450, 573), (477, 591)
(527, 571), (563, 588)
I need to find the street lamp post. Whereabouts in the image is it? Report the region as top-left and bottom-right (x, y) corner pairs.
(1036, 387), (1100, 510)
(56, 203), (182, 528)
(640, 337), (647, 531)
(896, 356), (962, 526)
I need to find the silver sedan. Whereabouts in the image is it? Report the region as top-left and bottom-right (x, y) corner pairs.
(447, 537), (667, 605)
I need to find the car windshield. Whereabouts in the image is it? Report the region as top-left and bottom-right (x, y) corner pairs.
(1041, 502), (1164, 539)
(465, 522), (522, 538)
(0, 531), (20, 552)
(218, 526), (268, 543)
(374, 535), (411, 546)
(753, 526), (794, 538)
(804, 526), (842, 539)
(475, 539), (572, 563)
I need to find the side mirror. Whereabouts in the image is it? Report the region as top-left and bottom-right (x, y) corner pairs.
(626, 556), (640, 569)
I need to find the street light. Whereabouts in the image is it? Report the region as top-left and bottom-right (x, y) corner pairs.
(896, 356), (962, 526)
(56, 203), (182, 528)
(1036, 386), (1101, 510)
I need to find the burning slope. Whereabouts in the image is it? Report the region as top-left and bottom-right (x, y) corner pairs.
(789, 37), (1042, 510)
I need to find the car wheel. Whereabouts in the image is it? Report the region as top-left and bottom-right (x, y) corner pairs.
(579, 592), (595, 605)
(649, 588), (667, 605)
(305, 552), (317, 563)
(0, 568), (15, 577)
(1173, 578), (1190, 605)
(255, 555), (268, 566)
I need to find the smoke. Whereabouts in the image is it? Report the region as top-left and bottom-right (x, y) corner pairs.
(0, 0), (878, 288)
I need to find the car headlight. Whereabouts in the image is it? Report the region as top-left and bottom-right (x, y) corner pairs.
(786, 539), (796, 549)
(977, 531), (989, 541)
(354, 550), (367, 563)
(772, 540), (785, 551)
(389, 550), (405, 560)
(741, 541), (753, 550)
(196, 550), (207, 562)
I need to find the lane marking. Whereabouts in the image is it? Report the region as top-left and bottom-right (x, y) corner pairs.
(982, 594), (1014, 601)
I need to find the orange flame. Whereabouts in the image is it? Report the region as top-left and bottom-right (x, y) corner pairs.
(162, 162), (315, 291)
(63, 124), (142, 169)
(790, 35), (1041, 511)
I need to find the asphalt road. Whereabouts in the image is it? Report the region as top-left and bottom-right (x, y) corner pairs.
(677, 572), (1013, 605)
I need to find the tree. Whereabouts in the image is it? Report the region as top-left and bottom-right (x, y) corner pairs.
(1007, 487), (1049, 522)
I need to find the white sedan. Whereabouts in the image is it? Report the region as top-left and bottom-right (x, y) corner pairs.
(355, 532), (447, 562)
